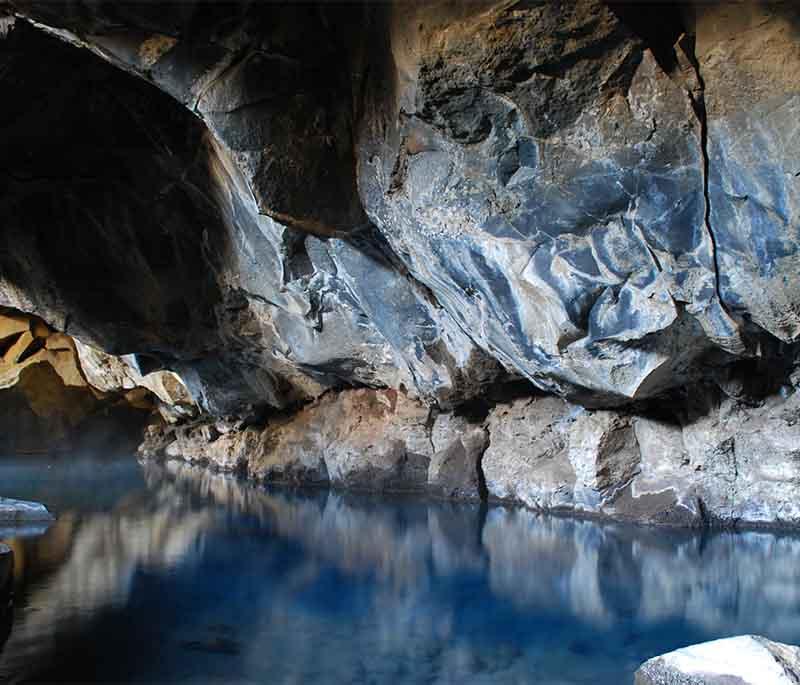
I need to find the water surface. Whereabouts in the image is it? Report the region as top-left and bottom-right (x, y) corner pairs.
(1, 455), (800, 684)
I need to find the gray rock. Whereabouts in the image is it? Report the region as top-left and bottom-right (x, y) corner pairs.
(1, 0), (796, 416)
(635, 635), (800, 685)
(428, 414), (487, 499)
(482, 385), (800, 527)
(483, 396), (579, 510)
(0, 497), (53, 521)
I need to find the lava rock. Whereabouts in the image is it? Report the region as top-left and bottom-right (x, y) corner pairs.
(3, 0), (800, 527)
(2, 0), (797, 415)
(482, 384), (800, 527)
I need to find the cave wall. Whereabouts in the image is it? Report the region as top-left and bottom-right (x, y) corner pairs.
(0, 1), (799, 524)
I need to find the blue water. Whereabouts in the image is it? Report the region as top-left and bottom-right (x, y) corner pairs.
(1, 455), (800, 684)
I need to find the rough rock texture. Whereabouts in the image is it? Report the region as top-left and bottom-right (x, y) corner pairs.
(141, 388), (487, 499)
(0, 0), (797, 414)
(429, 414), (488, 498)
(0, 1), (799, 524)
(142, 375), (800, 526)
(483, 385), (800, 527)
(73, 340), (195, 423)
(0, 9), (501, 417)
(635, 635), (800, 685)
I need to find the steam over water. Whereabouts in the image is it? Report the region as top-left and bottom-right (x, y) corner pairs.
(1, 456), (800, 683)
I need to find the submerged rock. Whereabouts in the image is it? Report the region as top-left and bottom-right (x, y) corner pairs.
(635, 635), (800, 685)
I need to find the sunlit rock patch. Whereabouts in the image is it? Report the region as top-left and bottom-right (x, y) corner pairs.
(0, 309), (194, 453)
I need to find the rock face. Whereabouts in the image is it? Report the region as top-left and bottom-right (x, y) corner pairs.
(0, 1), (799, 524)
(141, 388), (487, 499)
(484, 386), (800, 527)
(143, 378), (800, 527)
(1, 0), (798, 412)
(635, 636), (800, 685)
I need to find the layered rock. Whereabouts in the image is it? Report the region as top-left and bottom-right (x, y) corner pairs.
(635, 636), (800, 685)
(141, 377), (800, 527)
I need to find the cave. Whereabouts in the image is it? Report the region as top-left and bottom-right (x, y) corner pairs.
(0, 1), (799, 682)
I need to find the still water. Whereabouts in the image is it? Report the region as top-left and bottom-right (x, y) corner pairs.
(1, 455), (800, 684)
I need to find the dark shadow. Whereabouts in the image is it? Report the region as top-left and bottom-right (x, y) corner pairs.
(605, 1), (686, 73)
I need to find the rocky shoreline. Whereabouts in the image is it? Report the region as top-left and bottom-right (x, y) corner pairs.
(140, 377), (800, 529)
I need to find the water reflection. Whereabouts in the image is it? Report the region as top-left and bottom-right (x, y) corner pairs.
(0, 543), (13, 659)
(0, 458), (799, 683)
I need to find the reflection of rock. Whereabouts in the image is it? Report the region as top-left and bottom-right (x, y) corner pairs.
(0, 543), (12, 657)
(0, 487), (213, 678)
(149, 459), (487, 589)
(8, 459), (800, 682)
(145, 461), (800, 640)
(635, 635), (800, 685)
(482, 506), (800, 636)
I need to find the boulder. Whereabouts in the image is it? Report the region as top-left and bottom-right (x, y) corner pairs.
(0, 498), (53, 521)
(635, 635), (800, 685)
(482, 396), (579, 511)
